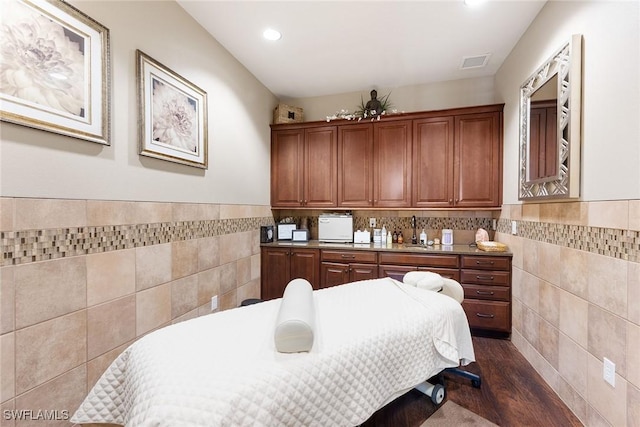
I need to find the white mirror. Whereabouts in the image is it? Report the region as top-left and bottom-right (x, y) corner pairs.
(519, 34), (582, 200)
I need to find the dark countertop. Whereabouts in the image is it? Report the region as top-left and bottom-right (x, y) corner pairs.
(261, 240), (512, 256)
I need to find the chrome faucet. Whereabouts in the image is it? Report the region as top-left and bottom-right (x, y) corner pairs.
(411, 215), (417, 244)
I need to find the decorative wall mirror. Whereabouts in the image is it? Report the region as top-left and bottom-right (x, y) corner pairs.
(519, 34), (582, 200)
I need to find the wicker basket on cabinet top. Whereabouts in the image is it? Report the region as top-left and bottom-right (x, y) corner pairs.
(273, 104), (304, 124)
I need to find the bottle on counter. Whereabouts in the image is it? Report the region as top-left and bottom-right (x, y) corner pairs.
(386, 231), (393, 247)
(392, 230), (398, 243)
(419, 229), (427, 245)
(381, 224), (387, 240)
(398, 232), (404, 244)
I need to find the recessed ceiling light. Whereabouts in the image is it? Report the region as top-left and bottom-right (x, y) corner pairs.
(464, 0), (486, 6)
(263, 28), (282, 41)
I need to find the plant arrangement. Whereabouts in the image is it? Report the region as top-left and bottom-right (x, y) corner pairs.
(326, 91), (397, 122)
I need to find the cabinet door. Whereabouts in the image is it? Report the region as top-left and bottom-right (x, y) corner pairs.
(374, 120), (412, 207)
(290, 249), (320, 289)
(350, 263), (378, 282)
(338, 124), (374, 207)
(271, 130), (303, 207)
(304, 126), (337, 207)
(261, 247), (291, 300)
(413, 117), (455, 207)
(454, 112), (502, 207)
(320, 262), (350, 288)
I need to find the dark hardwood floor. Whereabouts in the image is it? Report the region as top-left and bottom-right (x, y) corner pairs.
(362, 336), (584, 426)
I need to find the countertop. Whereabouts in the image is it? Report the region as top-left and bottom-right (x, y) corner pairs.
(260, 240), (512, 256)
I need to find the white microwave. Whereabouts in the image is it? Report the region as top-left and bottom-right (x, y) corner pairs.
(318, 214), (353, 243)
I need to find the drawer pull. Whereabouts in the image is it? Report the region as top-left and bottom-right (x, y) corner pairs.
(341, 255), (356, 259)
(476, 275), (495, 281)
(475, 260), (495, 265)
(476, 313), (495, 318)
(476, 290), (495, 296)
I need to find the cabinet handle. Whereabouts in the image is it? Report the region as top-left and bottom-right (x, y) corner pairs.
(476, 290), (495, 296)
(476, 275), (494, 281)
(449, 199), (453, 204)
(475, 260), (495, 266)
(476, 313), (495, 318)
(341, 254), (356, 259)
(304, 200), (307, 204)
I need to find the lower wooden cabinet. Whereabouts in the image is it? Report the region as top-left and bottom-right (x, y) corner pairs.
(261, 246), (512, 335)
(260, 247), (319, 300)
(320, 250), (378, 288)
(459, 255), (512, 333)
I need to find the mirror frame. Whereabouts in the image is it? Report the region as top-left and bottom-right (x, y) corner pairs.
(519, 34), (583, 200)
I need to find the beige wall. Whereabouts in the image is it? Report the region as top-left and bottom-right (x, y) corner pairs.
(494, 1), (640, 426)
(496, 1), (640, 203)
(0, 1), (277, 205)
(282, 76), (497, 122)
(0, 0), (277, 424)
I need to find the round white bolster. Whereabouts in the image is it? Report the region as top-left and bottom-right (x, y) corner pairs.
(274, 279), (315, 353)
(403, 271), (444, 292)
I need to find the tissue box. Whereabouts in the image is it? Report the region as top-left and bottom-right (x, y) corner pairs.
(353, 230), (370, 244)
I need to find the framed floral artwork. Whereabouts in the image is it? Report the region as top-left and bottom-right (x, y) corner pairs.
(136, 50), (208, 169)
(0, 0), (111, 145)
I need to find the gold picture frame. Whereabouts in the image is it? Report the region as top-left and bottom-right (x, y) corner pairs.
(0, 0), (111, 145)
(136, 50), (208, 169)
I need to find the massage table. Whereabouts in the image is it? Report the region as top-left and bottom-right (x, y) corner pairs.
(72, 277), (475, 426)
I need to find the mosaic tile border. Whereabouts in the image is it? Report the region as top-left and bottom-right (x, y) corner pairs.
(496, 219), (640, 263)
(3, 215), (638, 266)
(1, 216), (275, 267)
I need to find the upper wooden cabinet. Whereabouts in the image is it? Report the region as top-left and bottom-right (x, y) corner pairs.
(455, 111), (502, 208)
(271, 126), (337, 208)
(336, 120), (412, 208)
(337, 124), (373, 207)
(413, 111), (502, 208)
(374, 120), (412, 207)
(271, 104), (503, 209)
(413, 116), (455, 208)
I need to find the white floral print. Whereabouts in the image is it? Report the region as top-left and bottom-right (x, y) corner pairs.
(151, 78), (198, 153)
(0, 0), (85, 117)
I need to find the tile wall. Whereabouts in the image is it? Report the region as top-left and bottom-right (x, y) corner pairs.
(497, 200), (639, 427)
(0, 197), (273, 426)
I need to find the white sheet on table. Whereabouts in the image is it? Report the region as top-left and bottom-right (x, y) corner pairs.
(72, 277), (475, 427)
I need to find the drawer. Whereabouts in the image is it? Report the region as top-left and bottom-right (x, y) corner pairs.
(462, 300), (511, 332)
(321, 250), (377, 263)
(461, 255), (511, 271)
(378, 253), (459, 268)
(461, 270), (510, 287)
(462, 284), (510, 302)
(379, 265), (459, 282)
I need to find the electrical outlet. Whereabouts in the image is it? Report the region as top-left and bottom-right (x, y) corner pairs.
(369, 218), (376, 228)
(211, 295), (218, 311)
(511, 221), (517, 235)
(603, 357), (616, 387)
(492, 219), (497, 230)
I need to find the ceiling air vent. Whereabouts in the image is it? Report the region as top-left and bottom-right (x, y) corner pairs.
(460, 54), (491, 70)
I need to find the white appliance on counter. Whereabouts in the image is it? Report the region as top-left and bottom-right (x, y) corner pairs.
(318, 214), (353, 243)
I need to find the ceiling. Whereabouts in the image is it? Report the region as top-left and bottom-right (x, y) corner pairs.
(177, 1), (547, 99)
